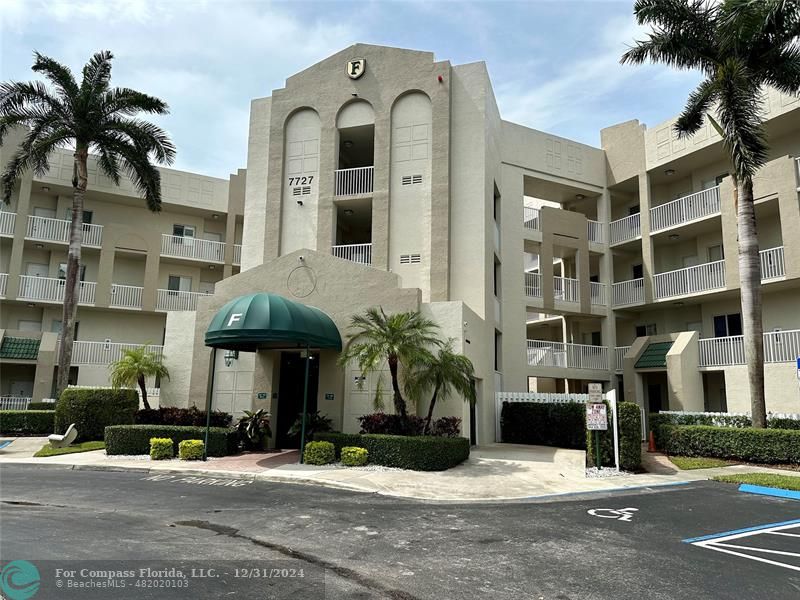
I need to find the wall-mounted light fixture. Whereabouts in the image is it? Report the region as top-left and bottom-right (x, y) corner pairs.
(668, 233), (680, 241)
(224, 349), (239, 367)
(41, 186), (50, 192)
(664, 169), (676, 176)
(575, 194), (585, 201)
(343, 209), (354, 216)
(343, 140), (354, 148)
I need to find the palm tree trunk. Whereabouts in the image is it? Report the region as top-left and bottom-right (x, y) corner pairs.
(387, 355), (407, 418)
(55, 146), (88, 398)
(737, 178), (766, 427)
(138, 374), (150, 411)
(423, 387), (440, 435)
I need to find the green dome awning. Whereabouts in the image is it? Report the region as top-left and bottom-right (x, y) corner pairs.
(204, 293), (342, 352)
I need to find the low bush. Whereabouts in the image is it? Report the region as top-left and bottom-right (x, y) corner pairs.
(768, 418), (800, 431)
(150, 438), (174, 460)
(105, 425), (237, 457)
(0, 410), (55, 435)
(315, 432), (470, 471)
(178, 439), (204, 461)
(341, 446), (369, 466)
(655, 424), (800, 464)
(303, 441), (335, 465)
(55, 388), (138, 442)
(135, 406), (232, 428)
(501, 402), (586, 449)
(618, 402), (642, 471)
(359, 413), (425, 436)
(28, 401), (56, 411)
(650, 411), (800, 431)
(429, 416), (462, 437)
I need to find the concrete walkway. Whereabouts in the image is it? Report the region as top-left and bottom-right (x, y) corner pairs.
(1, 438), (797, 502)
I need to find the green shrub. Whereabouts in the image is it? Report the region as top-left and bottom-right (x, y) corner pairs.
(55, 388), (138, 442)
(315, 432), (470, 471)
(178, 439), (204, 461)
(105, 425), (236, 457)
(768, 418), (800, 430)
(303, 441), (335, 465)
(501, 402), (586, 448)
(655, 424), (800, 464)
(341, 446), (369, 466)
(28, 401), (57, 411)
(150, 438), (174, 460)
(0, 410), (55, 435)
(618, 402), (642, 471)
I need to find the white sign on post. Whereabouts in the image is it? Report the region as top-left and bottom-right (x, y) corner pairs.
(587, 402), (608, 431)
(588, 383), (603, 403)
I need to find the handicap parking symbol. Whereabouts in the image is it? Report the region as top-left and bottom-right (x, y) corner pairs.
(588, 507), (639, 522)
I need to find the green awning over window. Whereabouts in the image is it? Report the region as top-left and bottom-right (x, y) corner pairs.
(635, 341), (674, 369)
(204, 292), (342, 352)
(0, 336), (41, 360)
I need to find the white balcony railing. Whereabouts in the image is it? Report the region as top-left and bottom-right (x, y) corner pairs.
(156, 289), (210, 311)
(610, 213), (641, 245)
(161, 234), (225, 263)
(650, 186), (721, 232)
(0, 273), (7, 297)
(760, 246), (785, 281)
(523, 207), (540, 231)
(699, 329), (800, 367)
(590, 281), (606, 306)
(26, 215), (103, 247)
(615, 346), (631, 371)
(0, 397), (31, 410)
(524, 272), (542, 298)
(554, 276), (579, 303)
(334, 166), (374, 196)
(18, 275), (96, 305)
(587, 220), (604, 244)
(612, 278), (645, 306)
(653, 260), (725, 300)
(332, 243), (372, 265)
(69, 341), (163, 365)
(527, 340), (609, 370)
(110, 284), (144, 309)
(233, 244), (242, 265)
(0, 211), (16, 236)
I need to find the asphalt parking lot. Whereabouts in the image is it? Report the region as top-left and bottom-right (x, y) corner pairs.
(1, 465), (798, 599)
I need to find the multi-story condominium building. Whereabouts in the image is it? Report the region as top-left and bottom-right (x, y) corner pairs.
(3, 44), (799, 444)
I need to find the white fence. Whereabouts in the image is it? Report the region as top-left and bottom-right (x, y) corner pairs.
(0, 211), (16, 236)
(161, 234), (225, 263)
(698, 328), (800, 366)
(650, 186), (720, 232)
(527, 340), (609, 370)
(615, 346), (630, 371)
(0, 272), (7, 297)
(590, 281), (606, 306)
(332, 243), (372, 265)
(760, 246), (785, 280)
(110, 284), (143, 309)
(26, 215), (103, 247)
(653, 260), (725, 299)
(233, 244), (242, 265)
(0, 396), (32, 410)
(610, 213), (640, 245)
(587, 220), (604, 243)
(69, 341), (164, 365)
(554, 276), (580, 303)
(156, 289), (210, 311)
(523, 206), (540, 231)
(524, 272), (542, 298)
(18, 275), (96, 305)
(612, 278), (645, 306)
(334, 166), (374, 196)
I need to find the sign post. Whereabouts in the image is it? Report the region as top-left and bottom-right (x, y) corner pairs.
(586, 384), (607, 470)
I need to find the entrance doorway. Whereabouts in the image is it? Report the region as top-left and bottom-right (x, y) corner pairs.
(276, 351), (320, 448)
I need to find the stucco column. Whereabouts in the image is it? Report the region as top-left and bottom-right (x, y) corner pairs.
(774, 156), (800, 279)
(428, 73), (452, 301)
(637, 172), (656, 303)
(371, 115), (391, 270)
(6, 175), (33, 299)
(718, 176), (739, 289)
(33, 332), (57, 401)
(598, 190), (617, 372)
(94, 235), (115, 308)
(141, 249), (160, 312)
(315, 115), (338, 256)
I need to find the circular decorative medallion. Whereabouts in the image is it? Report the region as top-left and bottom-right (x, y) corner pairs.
(287, 265), (317, 298)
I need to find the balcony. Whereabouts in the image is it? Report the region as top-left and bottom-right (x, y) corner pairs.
(156, 289), (210, 311)
(0, 273), (7, 297)
(523, 207), (540, 231)
(332, 243), (372, 265)
(650, 186), (720, 232)
(587, 220), (604, 244)
(615, 346), (631, 371)
(334, 166), (374, 197)
(69, 341), (163, 365)
(612, 278), (645, 307)
(554, 276), (579, 303)
(699, 329), (800, 367)
(233, 244), (242, 266)
(653, 260), (725, 300)
(18, 275), (96, 305)
(0, 211), (16, 236)
(527, 340), (609, 370)
(26, 215), (103, 247)
(524, 272), (542, 297)
(610, 213), (641, 245)
(161, 234), (225, 263)
(110, 284), (144, 310)
(760, 246), (785, 280)
(590, 281), (607, 306)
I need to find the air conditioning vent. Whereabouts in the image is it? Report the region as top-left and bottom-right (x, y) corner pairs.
(401, 176), (412, 186)
(412, 174), (422, 184)
(292, 187), (301, 196)
(301, 186), (311, 195)
(401, 174), (423, 186)
(400, 253), (421, 264)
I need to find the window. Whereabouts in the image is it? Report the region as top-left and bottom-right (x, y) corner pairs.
(167, 275), (192, 293)
(64, 209), (93, 224)
(493, 183), (501, 223)
(493, 258), (501, 298)
(58, 263), (86, 281)
(713, 313), (742, 337)
(708, 244), (724, 262)
(632, 264), (644, 279)
(628, 205), (640, 216)
(635, 324), (657, 338)
(173, 224), (195, 240)
(494, 330), (502, 372)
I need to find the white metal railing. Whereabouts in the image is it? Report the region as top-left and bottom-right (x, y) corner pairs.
(650, 186), (720, 232)
(0, 397), (31, 410)
(590, 281), (606, 305)
(587, 220), (604, 244)
(523, 206), (540, 231)
(554, 276), (579, 303)
(760, 246), (785, 281)
(764, 329), (800, 363)
(18, 275), (96, 304)
(653, 260), (725, 299)
(233, 244), (242, 265)
(0, 211), (16, 236)
(610, 213), (641, 244)
(110, 284), (143, 309)
(332, 243), (372, 265)
(0, 273), (7, 297)
(26, 215), (103, 246)
(527, 340), (609, 370)
(69, 341), (163, 365)
(612, 278), (645, 306)
(334, 166), (374, 196)
(156, 288), (210, 311)
(161, 234), (225, 263)
(524, 272), (542, 298)
(615, 346), (631, 371)
(698, 329), (800, 366)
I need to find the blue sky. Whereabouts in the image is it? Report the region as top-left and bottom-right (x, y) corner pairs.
(2, 0), (702, 179)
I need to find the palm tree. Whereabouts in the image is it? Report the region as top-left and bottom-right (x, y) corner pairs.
(406, 341), (477, 435)
(110, 346), (170, 411)
(0, 51), (175, 398)
(338, 308), (442, 418)
(621, 0), (800, 427)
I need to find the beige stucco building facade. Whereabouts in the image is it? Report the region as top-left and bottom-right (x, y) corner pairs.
(3, 44), (800, 441)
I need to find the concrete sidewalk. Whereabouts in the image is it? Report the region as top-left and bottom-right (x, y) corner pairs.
(1, 438), (797, 502)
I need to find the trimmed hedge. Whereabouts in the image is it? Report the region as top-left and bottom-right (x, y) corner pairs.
(341, 446), (369, 466)
(304, 441), (335, 465)
(501, 402), (586, 449)
(618, 402), (642, 471)
(650, 411), (800, 430)
(315, 432), (470, 471)
(768, 418), (800, 431)
(135, 407), (232, 428)
(0, 410), (55, 435)
(150, 438), (174, 460)
(28, 401), (57, 411)
(179, 439), (204, 461)
(654, 424), (800, 464)
(105, 425), (237, 457)
(56, 388), (138, 442)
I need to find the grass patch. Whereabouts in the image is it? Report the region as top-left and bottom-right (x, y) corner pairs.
(712, 473), (800, 491)
(34, 441), (105, 458)
(669, 456), (733, 470)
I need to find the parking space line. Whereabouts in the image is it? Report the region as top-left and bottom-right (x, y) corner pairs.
(682, 518), (800, 543)
(686, 522), (800, 572)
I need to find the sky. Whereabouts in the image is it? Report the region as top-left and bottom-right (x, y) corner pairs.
(1, 0), (703, 179)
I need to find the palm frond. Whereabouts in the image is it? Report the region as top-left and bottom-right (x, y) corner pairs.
(675, 79), (719, 137)
(80, 50), (114, 98)
(31, 52), (79, 100)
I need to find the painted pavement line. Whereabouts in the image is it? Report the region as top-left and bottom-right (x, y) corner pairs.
(738, 483), (800, 501)
(693, 541), (800, 573)
(682, 518), (800, 543)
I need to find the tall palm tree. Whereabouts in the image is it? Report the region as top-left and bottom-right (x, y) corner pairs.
(0, 51), (175, 398)
(110, 346), (170, 411)
(338, 308), (442, 418)
(621, 0), (800, 427)
(406, 341), (477, 435)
